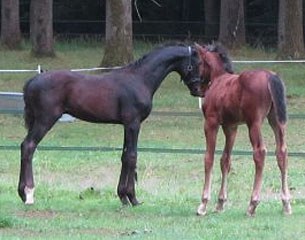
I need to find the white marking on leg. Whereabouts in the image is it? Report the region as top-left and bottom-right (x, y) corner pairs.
(197, 202), (208, 216)
(24, 186), (35, 205)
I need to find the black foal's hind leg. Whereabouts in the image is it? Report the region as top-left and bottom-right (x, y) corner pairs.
(117, 120), (141, 206)
(18, 116), (60, 204)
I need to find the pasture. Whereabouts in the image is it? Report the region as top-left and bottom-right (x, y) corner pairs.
(0, 41), (305, 239)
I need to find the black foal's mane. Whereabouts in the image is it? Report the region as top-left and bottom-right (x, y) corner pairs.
(125, 42), (190, 70)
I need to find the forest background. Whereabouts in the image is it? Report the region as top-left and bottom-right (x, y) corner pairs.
(0, 0), (304, 63)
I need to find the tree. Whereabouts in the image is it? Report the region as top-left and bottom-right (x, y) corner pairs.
(101, 0), (133, 67)
(204, 0), (220, 41)
(30, 0), (55, 57)
(1, 0), (21, 49)
(218, 0), (245, 48)
(181, 0), (190, 21)
(277, 0), (304, 59)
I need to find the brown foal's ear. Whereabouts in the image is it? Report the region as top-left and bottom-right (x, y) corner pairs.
(194, 42), (204, 53)
(194, 43), (210, 58)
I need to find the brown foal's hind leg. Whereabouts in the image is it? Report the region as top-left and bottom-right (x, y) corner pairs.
(216, 126), (238, 213)
(268, 114), (292, 215)
(247, 122), (266, 216)
(197, 120), (219, 216)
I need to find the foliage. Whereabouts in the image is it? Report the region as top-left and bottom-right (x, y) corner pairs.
(14, 0), (283, 46)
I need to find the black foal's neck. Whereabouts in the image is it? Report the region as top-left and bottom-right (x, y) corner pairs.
(137, 45), (188, 93)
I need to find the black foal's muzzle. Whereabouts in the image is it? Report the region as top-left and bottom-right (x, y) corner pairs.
(181, 76), (203, 85)
(185, 77), (205, 97)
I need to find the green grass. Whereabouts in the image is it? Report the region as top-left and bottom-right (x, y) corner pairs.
(1, 40), (305, 239)
(0, 148), (305, 239)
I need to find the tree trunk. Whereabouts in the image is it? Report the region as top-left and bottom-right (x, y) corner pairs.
(181, 0), (190, 21)
(1, 0), (21, 49)
(30, 0), (55, 57)
(277, 0), (304, 59)
(101, 0), (133, 67)
(204, 0), (220, 41)
(218, 0), (245, 48)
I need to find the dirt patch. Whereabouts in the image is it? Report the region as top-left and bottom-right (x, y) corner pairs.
(36, 165), (119, 192)
(79, 228), (118, 237)
(261, 186), (305, 201)
(1, 225), (117, 239)
(0, 228), (40, 238)
(16, 209), (57, 219)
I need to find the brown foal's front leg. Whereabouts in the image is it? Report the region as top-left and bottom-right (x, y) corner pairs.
(216, 125), (238, 213)
(197, 119), (219, 216)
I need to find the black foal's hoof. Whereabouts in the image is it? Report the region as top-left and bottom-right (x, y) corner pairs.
(18, 188), (26, 203)
(120, 196), (130, 206)
(18, 186), (35, 204)
(119, 195), (142, 207)
(131, 199), (143, 206)
(127, 194), (142, 206)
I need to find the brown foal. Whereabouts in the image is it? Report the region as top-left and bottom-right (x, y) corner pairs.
(195, 43), (292, 216)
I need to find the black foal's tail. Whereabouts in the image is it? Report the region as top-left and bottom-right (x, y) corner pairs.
(268, 74), (287, 124)
(23, 76), (37, 130)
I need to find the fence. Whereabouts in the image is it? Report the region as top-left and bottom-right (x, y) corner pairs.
(1, 60), (305, 157)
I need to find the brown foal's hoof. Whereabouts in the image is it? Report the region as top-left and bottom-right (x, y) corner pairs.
(215, 199), (226, 213)
(197, 203), (208, 216)
(282, 200), (292, 215)
(246, 200), (259, 217)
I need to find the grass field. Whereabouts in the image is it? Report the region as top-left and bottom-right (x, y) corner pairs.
(0, 40), (305, 239)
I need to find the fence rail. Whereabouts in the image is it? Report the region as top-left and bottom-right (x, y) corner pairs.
(0, 145), (304, 158)
(1, 59), (305, 74)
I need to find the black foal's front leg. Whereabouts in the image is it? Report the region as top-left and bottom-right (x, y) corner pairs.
(117, 120), (141, 206)
(18, 138), (36, 204)
(117, 150), (129, 205)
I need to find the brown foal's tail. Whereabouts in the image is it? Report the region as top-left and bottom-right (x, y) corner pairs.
(268, 74), (287, 124)
(23, 76), (37, 130)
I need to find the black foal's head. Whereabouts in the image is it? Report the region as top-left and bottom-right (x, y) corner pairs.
(179, 45), (205, 97)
